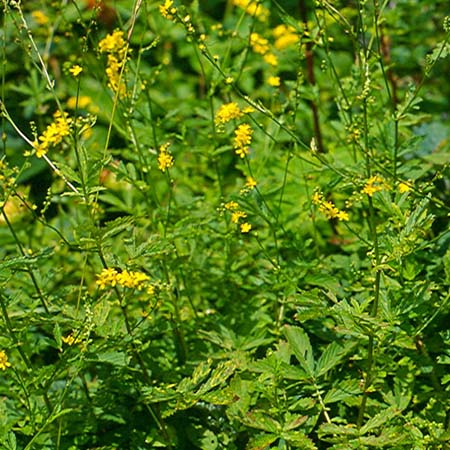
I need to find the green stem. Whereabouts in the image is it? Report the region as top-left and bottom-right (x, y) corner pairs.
(1, 210), (50, 314)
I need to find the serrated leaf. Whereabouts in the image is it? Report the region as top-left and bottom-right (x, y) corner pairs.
(316, 341), (356, 378)
(101, 216), (134, 240)
(196, 360), (238, 395)
(284, 325), (315, 378)
(323, 379), (361, 404)
(95, 351), (129, 367)
(318, 422), (359, 438)
(282, 430), (317, 449)
(245, 432), (278, 450)
(241, 411), (281, 433)
(360, 406), (399, 435)
(283, 414), (309, 431)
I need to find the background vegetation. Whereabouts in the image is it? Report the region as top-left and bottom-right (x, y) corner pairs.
(0, 0), (449, 448)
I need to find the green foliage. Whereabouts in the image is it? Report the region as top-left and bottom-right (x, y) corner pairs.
(0, 0), (449, 448)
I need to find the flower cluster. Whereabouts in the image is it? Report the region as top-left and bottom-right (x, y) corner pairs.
(233, 123), (253, 158)
(232, 0), (269, 22)
(215, 102), (243, 126)
(0, 350), (11, 370)
(96, 268), (155, 294)
(273, 24), (299, 50)
(158, 142), (174, 172)
(99, 30), (128, 98)
(249, 32), (278, 66)
(61, 333), (81, 346)
(224, 201), (252, 233)
(159, 0), (177, 20)
(33, 111), (72, 158)
(313, 191), (349, 221)
(362, 175), (389, 197)
(240, 175), (257, 194)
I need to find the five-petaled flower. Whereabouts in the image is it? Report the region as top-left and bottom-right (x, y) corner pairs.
(69, 65), (83, 77)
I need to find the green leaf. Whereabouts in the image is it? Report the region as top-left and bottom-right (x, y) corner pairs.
(360, 406), (399, 435)
(241, 410), (281, 433)
(282, 430), (317, 449)
(246, 432), (278, 450)
(101, 216), (135, 240)
(53, 323), (62, 350)
(95, 351), (130, 367)
(284, 325), (315, 378)
(323, 379), (361, 404)
(315, 341), (356, 378)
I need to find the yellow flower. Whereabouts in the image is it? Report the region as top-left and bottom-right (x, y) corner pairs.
(105, 54), (127, 98)
(96, 268), (152, 291)
(250, 32), (270, 55)
(233, 123), (253, 158)
(398, 182), (411, 193)
(99, 30), (128, 97)
(69, 65), (83, 77)
(99, 30), (127, 56)
(273, 24), (299, 50)
(267, 76), (280, 87)
(66, 96), (92, 110)
(158, 143), (174, 172)
(232, 0), (269, 21)
(231, 210), (247, 224)
(245, 176), (256, 189)
(224, 201), (239, 210)
(240, 222), (252, 233)
(96, 268), (119, 289)
(362, 175), (389, 197)
(215, 102), (242, 125)
(240, 175), (257, 194)
(263, 53), (278, 66)
(33, 111), (72, 158)
(31, 10), (49, 25)
(62, 333), (80, 346)
(0, 350), (11, 370)
(159, 0), (177, 20)
(313, 190), (349, 221)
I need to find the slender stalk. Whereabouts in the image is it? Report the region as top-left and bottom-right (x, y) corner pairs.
(299, 0), (325, 153)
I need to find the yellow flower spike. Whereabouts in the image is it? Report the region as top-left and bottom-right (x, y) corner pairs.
(362, 175), (389, 197)
(158, 143), (174, 172)
(33, 111), (72, 158)
(160, 0), (177, 20)
(313, 190), (349, 222)
(215, 102), (243, 125)
(0, 350), (11, 370)
(96, 267), (119, 289)
(233, 123), (253, 158)
(245, 176), (256, 189)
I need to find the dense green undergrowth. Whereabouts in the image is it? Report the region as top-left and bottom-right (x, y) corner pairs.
(0, 0), (449, 448)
